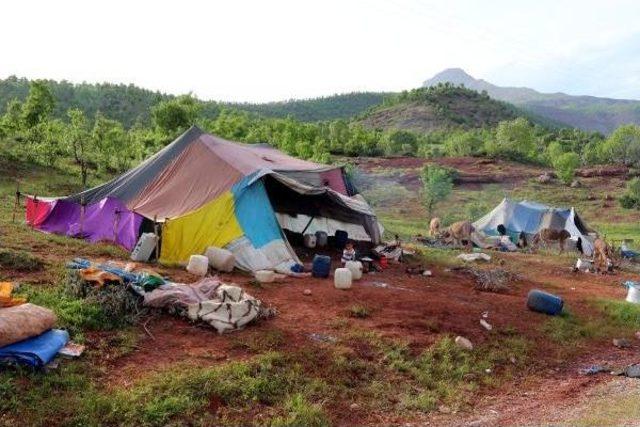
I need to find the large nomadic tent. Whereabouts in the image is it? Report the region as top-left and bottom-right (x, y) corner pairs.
(26, 126), (381, 272)
(473, 198), (594, 255)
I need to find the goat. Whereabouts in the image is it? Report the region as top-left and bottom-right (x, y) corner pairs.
(429, 217), (441, 237)
(593, 238), (613, 273)
(531, 229), (571, 253)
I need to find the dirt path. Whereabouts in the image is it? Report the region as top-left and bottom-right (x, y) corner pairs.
(93, 249), (640, 424)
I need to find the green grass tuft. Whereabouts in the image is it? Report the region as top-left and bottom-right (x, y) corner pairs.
(0, 248), (44, 272)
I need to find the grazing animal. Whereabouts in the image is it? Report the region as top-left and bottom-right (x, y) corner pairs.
(532, 229), (571, 253)
(517, 232), (528, 249)
(443, 220), (475, 249)
(429, 217), (441, 237)
(593, 238), (613, 273)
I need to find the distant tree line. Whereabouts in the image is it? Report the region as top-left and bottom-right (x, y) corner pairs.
(1, 80), (639, 192)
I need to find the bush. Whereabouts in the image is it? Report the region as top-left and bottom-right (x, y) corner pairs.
(420, 165), (455, 218)
(553, 152), (581, 185)
(620, 177), (640, 210)
(0, 248), (44, 272)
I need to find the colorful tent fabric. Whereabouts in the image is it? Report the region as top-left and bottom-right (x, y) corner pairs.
(27, 126), (380, 271)
(0, 329), (69, 367)
(473, 198), (594, 255)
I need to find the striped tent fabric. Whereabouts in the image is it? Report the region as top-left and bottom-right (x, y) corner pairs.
(26, 126), (381, 272)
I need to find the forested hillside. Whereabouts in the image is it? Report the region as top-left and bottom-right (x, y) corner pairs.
(0, 76), (386, 125)
(1, 78), (639, 194)
(223, 92), (388, 122)
(359, 84), (520, 132)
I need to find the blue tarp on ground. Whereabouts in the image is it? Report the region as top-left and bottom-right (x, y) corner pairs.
(0, 329), (69, 367)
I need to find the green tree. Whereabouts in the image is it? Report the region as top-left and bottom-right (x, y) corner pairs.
(620, 177), (640, 209)
(383, 130), (418, 156)
(443, 131), (483, 157)
(553, 152), (580, 185)
(151, 95), (201, 134)
(65, 108), (91, 187)
(21, 80), (55, 128)
(420, 164), (454, 218)
(601, 124), (640, 166)
(486, 117), (535, 160)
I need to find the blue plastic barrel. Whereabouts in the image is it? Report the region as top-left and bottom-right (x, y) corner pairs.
(527, 289), (563, 315)
(335, 230), (349, 249)
(312, 255), (332, 278)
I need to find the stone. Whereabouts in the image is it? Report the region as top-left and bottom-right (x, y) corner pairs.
(303, 289), (312, 296)
(635, 331), (640, 340)
(613, 338), (631, 348)
(350, 403), (359, 410)
(570, 179), (581, 188)
(438, 405), (451, 414)
(480, 319), (493, 331)
(455, 336), (473, 350)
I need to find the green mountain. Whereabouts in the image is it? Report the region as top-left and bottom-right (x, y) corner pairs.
(222, 92), (388, 122)
(0, 76), (387, 126)
(358, 84), (520, 133)
(423, 68), (640, 134)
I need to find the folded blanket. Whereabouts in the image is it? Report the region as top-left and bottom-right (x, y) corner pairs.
(0, 329), (69, 367)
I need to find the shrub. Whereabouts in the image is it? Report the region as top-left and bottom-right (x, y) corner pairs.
(420, 164), (455, 218)
(553, 152), (581, 185)
(620, 177), (640, 210)
(0, 248), (44, 272)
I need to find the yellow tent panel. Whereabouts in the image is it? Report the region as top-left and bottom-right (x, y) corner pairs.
(160, 191), (243, 264)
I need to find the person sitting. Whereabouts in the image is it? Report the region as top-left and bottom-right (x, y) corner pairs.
(341, 241), (357, 264)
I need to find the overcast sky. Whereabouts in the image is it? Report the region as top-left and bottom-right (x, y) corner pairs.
(2, 0), (639, 102)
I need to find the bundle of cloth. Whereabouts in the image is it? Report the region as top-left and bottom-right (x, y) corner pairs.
(0, 302), (69, 367)
(66, 258), (166, 293)
(143, 277), (263, 334)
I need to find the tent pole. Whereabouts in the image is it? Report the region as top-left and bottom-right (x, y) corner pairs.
(301, 216), (315, 236)
(12, 181), (20, 223)
(153, 215), (159, 263)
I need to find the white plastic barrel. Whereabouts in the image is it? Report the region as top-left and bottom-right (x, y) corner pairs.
(303, 234), (317, 249)
(130, 233), (157, 262)
(205, 246), (235, 272)
(255, 270), (276, 283)
(187, 255), (209, 276)
(334, 268), (352, 290)
(345, 261), (363, 280)
(626, 284), (640, 304)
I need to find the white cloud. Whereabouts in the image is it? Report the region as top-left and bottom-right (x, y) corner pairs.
(0, 0), (638, 101)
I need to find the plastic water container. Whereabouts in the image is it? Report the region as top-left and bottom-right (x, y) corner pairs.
(626, 283), (640, 304)
(315, 231), (328, 247)
(312, 255), (331, 278)
(130, 233), (157, 262)
(345, 260), (363, 280)
(527, 289), (563, 315)
(303, 234), (317, 249)
(335, 230), (349, 249)
(255, 270), (276, 283)
(205, 246), (235, 272)
(334, 268), (353, 289)
(187, 255), (209, 276)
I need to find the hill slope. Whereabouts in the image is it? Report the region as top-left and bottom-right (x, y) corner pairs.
(423, 68), (640, 134)
(0, 76), (386, 125)
(359, 84), (520, 133)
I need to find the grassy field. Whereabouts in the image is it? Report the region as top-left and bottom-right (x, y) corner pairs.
(2, 155), (640, 425)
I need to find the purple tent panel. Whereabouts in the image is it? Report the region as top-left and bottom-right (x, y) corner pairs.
(38, 197), (142, 251)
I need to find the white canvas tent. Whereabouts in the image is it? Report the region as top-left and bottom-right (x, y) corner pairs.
(473, 198), (594, 255)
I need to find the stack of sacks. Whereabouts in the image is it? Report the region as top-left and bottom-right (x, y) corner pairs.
(0, 303), (69, 367)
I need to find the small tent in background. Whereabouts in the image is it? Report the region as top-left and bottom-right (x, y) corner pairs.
(473, 198), (595, 255)
(25, 126), (382, 272)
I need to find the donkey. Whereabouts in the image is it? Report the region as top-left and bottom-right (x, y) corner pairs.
(531, 228), (571, 253)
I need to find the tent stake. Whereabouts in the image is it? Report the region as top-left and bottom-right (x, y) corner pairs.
(12, 181), (20, 223)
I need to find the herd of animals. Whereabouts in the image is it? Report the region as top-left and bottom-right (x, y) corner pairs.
(426, 218), (614, 273)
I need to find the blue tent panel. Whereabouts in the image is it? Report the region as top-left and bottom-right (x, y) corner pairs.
(232, 176), (283, 249)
